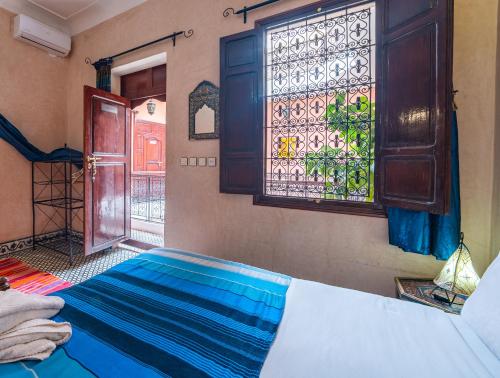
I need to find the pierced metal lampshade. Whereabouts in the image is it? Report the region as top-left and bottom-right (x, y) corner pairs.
(147, 99), (156, 115)
(434, 234), (480, 297)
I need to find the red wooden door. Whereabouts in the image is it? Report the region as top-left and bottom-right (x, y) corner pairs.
(133, 120), (166, 172)
(84, 86), (131, 255)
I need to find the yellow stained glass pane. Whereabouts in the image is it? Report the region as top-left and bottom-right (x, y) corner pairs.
(278, 137), (297, 158)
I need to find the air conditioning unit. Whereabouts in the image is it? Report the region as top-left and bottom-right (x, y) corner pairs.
(13, 14), (71, 57)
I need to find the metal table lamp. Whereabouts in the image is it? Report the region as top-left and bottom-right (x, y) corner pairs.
(432, 233), (480, 305)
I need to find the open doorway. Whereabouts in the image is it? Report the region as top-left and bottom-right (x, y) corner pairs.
(120, 63), (166, 247)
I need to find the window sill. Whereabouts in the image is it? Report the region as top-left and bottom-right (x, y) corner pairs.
(253, 195), (387, 218)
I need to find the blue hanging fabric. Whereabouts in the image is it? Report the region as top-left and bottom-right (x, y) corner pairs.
(387, 112), (461, 260)
(0, 113), (82, 167)
(92, 58), (113, 92)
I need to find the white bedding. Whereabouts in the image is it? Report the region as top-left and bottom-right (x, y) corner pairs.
(262, 278), (500, 378)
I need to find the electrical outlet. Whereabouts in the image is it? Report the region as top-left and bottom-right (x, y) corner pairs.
(207, 157), (217, 167)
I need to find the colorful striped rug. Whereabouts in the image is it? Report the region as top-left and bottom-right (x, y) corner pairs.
(0, 257), (72, 295)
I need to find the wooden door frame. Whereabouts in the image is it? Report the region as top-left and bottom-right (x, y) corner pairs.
(120, 64), (167, 244)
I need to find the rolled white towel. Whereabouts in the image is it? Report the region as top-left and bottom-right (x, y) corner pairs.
(0, 319), (71, 363)
(0, 319), (72, 351)
(0, 289), (65, 334)
(0, 339), (58, 363)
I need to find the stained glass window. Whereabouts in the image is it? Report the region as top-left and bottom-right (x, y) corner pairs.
(264, 2), (376, 202)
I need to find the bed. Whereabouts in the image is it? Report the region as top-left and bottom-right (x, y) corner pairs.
(1, 248), (499, 377)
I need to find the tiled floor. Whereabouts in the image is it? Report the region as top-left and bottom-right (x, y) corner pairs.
(5, 246), (138, 285)
(131, 229), (164, 246)
(1, 230), (163, 286)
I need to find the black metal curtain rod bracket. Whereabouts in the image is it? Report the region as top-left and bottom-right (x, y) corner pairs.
(223, 0), (280, 23)
(85, 29), (194, 65)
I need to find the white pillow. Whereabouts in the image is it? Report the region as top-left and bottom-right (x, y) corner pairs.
(461, 252), (500, 359)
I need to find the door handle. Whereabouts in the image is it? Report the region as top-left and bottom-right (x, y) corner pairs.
(86, 155), (102, 182)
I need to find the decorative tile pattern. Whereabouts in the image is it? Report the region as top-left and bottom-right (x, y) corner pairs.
(6, 246), (138, 285)
(0, 231), (65, 256)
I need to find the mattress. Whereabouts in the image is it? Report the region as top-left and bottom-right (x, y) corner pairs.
(262, 278), (500, 378)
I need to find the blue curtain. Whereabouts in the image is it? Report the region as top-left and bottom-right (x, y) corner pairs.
(0, 113), (82, 166)
(92, 58), (113, 93)
(387, 112), (461, 260)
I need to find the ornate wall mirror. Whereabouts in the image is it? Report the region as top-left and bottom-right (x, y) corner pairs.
(189, 81), (219, 139)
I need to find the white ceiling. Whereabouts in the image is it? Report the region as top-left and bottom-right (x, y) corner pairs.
(27, 0), (98, 20)
(112, 52), (167, 77)
(0, 0), (146, 35)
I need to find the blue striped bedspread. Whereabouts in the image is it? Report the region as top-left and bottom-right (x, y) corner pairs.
(0, 248), (291, 378)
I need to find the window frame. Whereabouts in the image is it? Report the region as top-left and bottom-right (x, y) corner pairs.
(253, 0), (385, 217)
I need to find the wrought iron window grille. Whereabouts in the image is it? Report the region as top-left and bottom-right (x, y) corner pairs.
(263, 2), (376, 204)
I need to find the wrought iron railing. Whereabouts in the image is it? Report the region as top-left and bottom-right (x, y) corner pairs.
(131, 173), (165, 223)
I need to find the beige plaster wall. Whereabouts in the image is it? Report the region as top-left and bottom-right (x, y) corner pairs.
(61, 0), (499, 296)
(454, 0), (499, 266)
(492, 0), (500, 261)
(0, 7), (68, 243)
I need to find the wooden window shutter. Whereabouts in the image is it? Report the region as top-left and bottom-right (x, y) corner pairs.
(377, 0), (453, 214)
(220, 29), (262, 194)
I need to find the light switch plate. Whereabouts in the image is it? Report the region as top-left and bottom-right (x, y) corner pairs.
(180, 157), (188, 166)
(188, 157), (197, 166)
(198, 157), (207, 167)
(207, 157), (217, 167)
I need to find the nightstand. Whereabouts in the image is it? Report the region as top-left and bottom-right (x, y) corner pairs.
(395, 277), (468, 315)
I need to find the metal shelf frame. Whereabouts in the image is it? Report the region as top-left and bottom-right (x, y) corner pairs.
(32, 159), (84, 265)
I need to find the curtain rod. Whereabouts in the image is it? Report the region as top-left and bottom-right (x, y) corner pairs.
(224, 0), (281, 23)
(85, 29), (194, 66)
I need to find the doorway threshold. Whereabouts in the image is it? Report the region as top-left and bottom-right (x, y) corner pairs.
(131, 228), (164, 246)
(119, 238), (158, 252)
